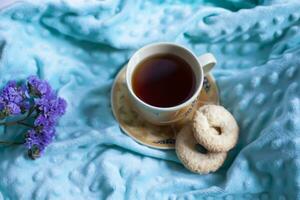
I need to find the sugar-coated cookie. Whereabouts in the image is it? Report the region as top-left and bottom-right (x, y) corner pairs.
(175, 125), (227, 174)
(192, 105), (239, 152)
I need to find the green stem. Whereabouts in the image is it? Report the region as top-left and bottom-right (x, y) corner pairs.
(0, 106), (35, 126)
(0, 120), (18, 126)
(17, 121), (35, 128)
(0, 140), (24, 145)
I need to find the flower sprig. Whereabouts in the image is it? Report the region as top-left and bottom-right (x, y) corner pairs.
(0, 76), (67, 159)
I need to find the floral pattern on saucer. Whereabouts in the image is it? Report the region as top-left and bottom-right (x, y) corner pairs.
(111, 65), (219, 149)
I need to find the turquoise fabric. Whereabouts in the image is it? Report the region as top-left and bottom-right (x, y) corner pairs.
(0, 0), (299, 199)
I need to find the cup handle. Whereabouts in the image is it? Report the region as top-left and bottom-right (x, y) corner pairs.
(198, 53), (217, 74)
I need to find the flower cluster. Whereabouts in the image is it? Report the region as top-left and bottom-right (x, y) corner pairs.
(0, 81), (29, 118)
(0, 76), (67, 159)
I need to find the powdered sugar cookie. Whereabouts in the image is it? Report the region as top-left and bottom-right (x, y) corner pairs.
(175, 125), (227, 174)
(192, 105), (239, 152)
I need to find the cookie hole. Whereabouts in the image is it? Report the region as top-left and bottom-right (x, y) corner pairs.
(195, 144), (208, 154)
(213, 126), (222, 135)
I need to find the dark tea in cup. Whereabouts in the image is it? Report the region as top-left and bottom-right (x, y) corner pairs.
(126, 42), (216, 124)
(132, 54), (196, 108)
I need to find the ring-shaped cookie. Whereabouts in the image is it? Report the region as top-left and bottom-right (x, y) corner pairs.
(176, 125), (227, 174)
(192, 105), (239, 152)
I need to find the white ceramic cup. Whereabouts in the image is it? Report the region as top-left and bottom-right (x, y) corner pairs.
(126, 42), (216, 125)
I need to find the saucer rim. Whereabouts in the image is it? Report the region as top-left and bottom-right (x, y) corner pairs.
(110, 64), (219, 150)
(110, 65), (176, 149)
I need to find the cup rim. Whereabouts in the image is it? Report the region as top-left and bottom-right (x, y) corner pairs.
(126, 42), (204, 111)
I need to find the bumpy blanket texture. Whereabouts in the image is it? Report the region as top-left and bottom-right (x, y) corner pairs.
(0, 0), (299, 199)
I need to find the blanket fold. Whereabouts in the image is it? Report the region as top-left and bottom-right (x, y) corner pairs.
(0, 0), (299, 199)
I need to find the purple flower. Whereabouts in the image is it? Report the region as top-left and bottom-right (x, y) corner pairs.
(0, 76), (67, 159)
(25, 128), (56, 150)
(25, 129), (40, 149)
(25, 127), (56, 159)
(6, 102), (21, 115)
(27, 91), (66, 158)
(0, 102), (4, 110)
(0, 98), (4, 110)
(20, 101), (30, 113)
(26, 76), (66, 158)
(0, 102), (5, 119)
(1, 81), (24, 103)
(27, 76), (51, 97)
(0, 81), (28, 116)
(34, 114), (52, 127)
(35, 95), (67, 121)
